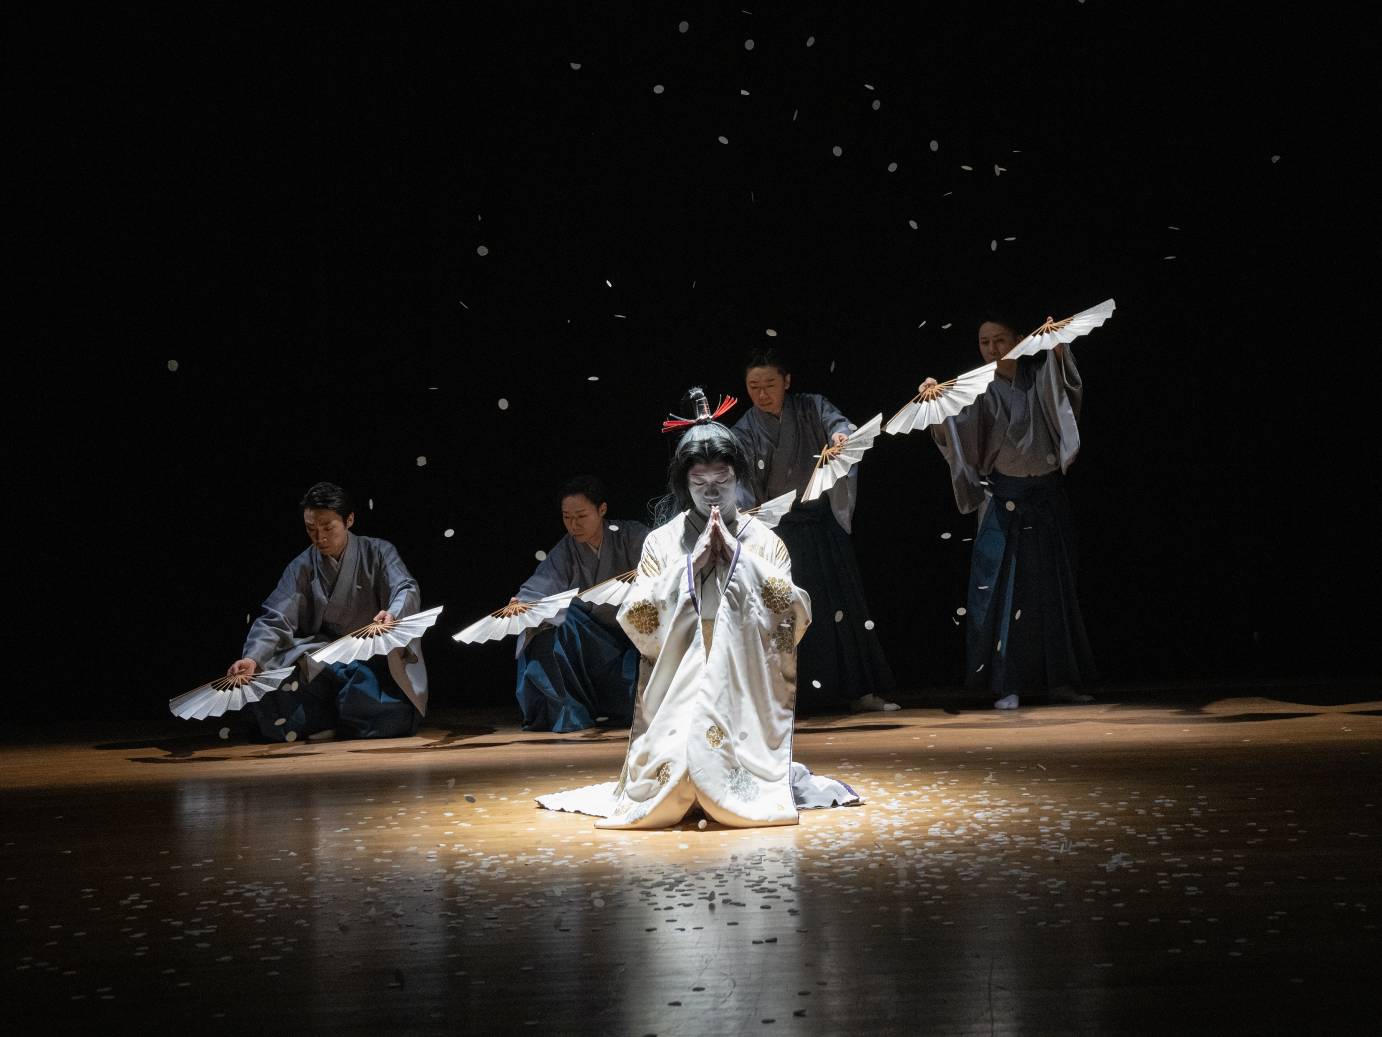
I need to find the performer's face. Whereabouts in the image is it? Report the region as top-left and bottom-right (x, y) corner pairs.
(561, 494), (607, 546)
(687, 462), (738, 521)
(304, 508), (353, 559)
(977, 322), (1018, 364)
(745, 365), (791, 416)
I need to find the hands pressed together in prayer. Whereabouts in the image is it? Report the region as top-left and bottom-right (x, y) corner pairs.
(691, 505), (736, 575)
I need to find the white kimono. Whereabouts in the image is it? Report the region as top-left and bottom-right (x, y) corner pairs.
(537, 510), (859, 828)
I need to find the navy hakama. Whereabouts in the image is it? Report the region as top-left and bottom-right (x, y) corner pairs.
(931, 348), (1097, 699)
(513, 521), (650, 732)
(733, 394), (897, 710)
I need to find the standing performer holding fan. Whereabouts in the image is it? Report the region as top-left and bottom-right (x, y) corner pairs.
(893, 300), (1113, 710)
(732, 348), (899, 714)
(215, 482), (437, 741)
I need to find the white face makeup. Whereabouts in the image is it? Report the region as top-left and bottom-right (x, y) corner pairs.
(687, 461), (738, 521)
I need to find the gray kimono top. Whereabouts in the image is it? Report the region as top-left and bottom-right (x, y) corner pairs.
(517, 520), (651, 632)
(732, 393), (859, 533)
(241, 532), (429, 714)
(930, 347), (1084, 515)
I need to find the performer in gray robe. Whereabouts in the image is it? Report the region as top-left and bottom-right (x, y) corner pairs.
(924, 316), (1097, 709)
(228, 482), (428, 741)
(513, 475), (650, 732)
(732, 349), (898, 713)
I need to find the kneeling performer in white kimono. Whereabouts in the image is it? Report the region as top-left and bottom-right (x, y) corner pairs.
(537, 390), (858, 828)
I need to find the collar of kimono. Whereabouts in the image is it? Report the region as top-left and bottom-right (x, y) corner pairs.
(320, 531), (362, 628)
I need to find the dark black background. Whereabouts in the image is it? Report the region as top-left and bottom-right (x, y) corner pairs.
(10, 2), (1375, 722)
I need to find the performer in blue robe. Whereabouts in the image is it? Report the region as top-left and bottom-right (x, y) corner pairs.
(227, 482), (428, 741)
(513, 475), (650, 732)
(732, 349), (898, 713)
(923, 316), (1097, 709)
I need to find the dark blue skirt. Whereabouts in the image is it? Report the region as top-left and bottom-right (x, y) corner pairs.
(248, 656), (418, 741)
(775, 504), (897, 709)
(966, 471), (1097, 698)
(515, 603), (638, 732)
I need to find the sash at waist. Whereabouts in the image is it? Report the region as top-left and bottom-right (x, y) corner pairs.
(985, 469), (1064, 502)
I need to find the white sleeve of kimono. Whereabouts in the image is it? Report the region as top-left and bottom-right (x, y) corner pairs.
(616, 537), (687, 660)
(734, 546), (812, 654)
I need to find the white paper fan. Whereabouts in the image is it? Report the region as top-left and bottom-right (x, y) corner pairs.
(885, 362), (998, 435)
(800, 413), (883, 503)
(744, 490), (797, 530)
(169, 666), (295, 721)
(1004, 298), (1116, 359)
(452, 589), (579, 644)
(311, 605), (445, 665)
(578, 570), (638, 607)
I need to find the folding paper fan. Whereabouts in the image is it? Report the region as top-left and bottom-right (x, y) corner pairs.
(885, 362), (998, 435)
(311, 605), (445, 665)
(744, 490), (797, 530)
(800, 413), (884, 503)
(1004, 298), (1116, 360)
(578, 570), (638, 607)
(452, 589), (579, 644)
(169, 666), (295, 721)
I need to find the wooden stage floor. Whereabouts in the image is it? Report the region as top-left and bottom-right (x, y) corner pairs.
(4, 682), (1380, 1034)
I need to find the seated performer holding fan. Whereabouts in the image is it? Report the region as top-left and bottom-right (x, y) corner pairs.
(510, 475), (650, 732)
(536, 390), (858, 829)
(731, 348), (899, 714)
(918, 311), (1101, 710)
(225, 482), (432, 741)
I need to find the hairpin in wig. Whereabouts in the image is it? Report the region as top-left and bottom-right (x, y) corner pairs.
(661, 386), (738, 433)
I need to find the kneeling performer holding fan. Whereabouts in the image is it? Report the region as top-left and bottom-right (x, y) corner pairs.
(207, 482), (441, 742)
